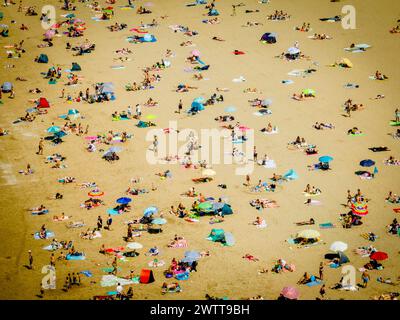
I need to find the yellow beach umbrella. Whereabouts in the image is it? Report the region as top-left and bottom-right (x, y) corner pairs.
(296, 229), (320, 239)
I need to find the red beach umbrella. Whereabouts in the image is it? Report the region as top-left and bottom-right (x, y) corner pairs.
(370, 251), (388, 261)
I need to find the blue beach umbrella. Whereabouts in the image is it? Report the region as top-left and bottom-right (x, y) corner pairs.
(68, 109), (79, 115)
(151, 218), (167, 225)
(47, 126), (61, 133)
(360, 159), (375, 167)
(319, 156), (333, 163)
(193, 97), (205, 103)
(116, 197), (132, 204)
(144, 206), (158, 217)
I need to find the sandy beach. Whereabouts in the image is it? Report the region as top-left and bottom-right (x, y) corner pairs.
(0, 0), (399, 300)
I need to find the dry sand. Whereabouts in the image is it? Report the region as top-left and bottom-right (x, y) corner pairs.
(0, 0), (399, 300)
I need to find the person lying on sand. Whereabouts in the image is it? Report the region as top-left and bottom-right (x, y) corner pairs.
(347, 127), (362, 135)
(375, 70), (388, 80)
(295, 218), (315, 226)
(243, 254), (259, 261)
(313, 122), (334, 130)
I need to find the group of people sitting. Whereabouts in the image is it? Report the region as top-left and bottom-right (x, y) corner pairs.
(384, 156), (400, 165)
(267, 10), (291, 20)
(295, 22), (311, 32)
(81, 198), (104, 210)
(107, 22), (127, 32)
(386, 191), (400, 203)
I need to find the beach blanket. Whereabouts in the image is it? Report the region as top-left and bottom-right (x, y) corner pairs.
(319, 222), (335, 229)
(257, 159), (277, 168)
(107, 208), (122, 215)
(66, 254), (85, 260)
(31, 209), (49, 215)
(306, 280), (322, 287)
(100, 275), (139, 287)
(79, 270), (93, 277)
(169, 240), (188, 248)
(34, 231), (54, 239)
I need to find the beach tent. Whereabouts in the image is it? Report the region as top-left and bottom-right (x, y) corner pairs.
(221, 203), (233, 215)
(37, 97), (50, 108)
(207, 229), (225, 242)
(37, 54), (49, 63)
(139, 269), (155, 284)
(283, 169), (298, 180)
(260, 32), (277, 43)
(71, 62), (81, 71)
(99, 82), (114, 94)
(1, 81), (12, 92)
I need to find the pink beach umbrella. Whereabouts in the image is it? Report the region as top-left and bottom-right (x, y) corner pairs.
(44, 29), (56, 39)
(191, 49), (201, 57)
(281, 286), (300, 300)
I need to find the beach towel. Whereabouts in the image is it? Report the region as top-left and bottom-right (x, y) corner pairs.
(389, 121), (400, 126)
(232, 76), (246, 83)
(307, 200), (322, 206)
(34, 231), (54, 239)
(100, 275), (139, 287)
(257, 159), (277, 168)
(66, 254), (85, 260)
(31, 209), (49, 215)
(344, 83), (359, 89)
(111, 65), (125, 70)
(175, 272), (190, 280)
(306, 280), (322, 287)
(107, 208), (122, 215)
(319, 222), (335, 229)
(79, 270), (93, 277)
(169, 240), (188, 248)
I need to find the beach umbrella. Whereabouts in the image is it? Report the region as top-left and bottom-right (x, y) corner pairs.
(26, 107), (37, 113)
(319, 155), (333, 163)
(212, 202), (225, 210)
(302, 88), (315, 95)
(127, 242), (143, 250)
(224, 106), (236, 113)
(183, 250), (201, 262)
(144, 206), (158, 217)
(341, 58), (353, 68)
(116, 197), (131, 204)
(54, 131), (66, 138)
(330, 241), (348, 252)
(143, 33), (153, 42)
(107, 146), (123, 153)
(360, 159), (375, 167)
(68, 109), (79, 115)
(262, 99), (272, 106)
(47, 125), (61, 133)
(202, 169), (216, 176)
(198, 201), (213, 211)
(370, 251), (388, 261)
(44, 29), (55, 39)
(191, 49), (201, 57)
(193, 97), (205, 103)
(88, 190), (104, 197)
(287, 47), (300, 55)
(281, 286), (299, 300)
(151, 218), (167, 225)
(296, 229), (320, 239)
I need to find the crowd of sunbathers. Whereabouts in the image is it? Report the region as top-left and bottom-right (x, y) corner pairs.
(267, 10), (291, 20)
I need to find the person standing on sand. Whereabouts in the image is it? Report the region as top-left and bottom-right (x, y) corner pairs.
(97, 216), (103, 230)
(319, 284), (326, 299)
(106, 214), (112, 230)
(50, 253), (55, 267)
(61, 88), (65, 99)
(153, 135), (158, 153)
(178, 99), (183, 114)
(319, 262), (324, 280)
(395, 108), (400, 122)
(253, 146), (258, 162)
(361, 270), (370, 288)
(28, 250), (33, 269)
(231, 5), (236, 16)
(37, 138), (44, 155)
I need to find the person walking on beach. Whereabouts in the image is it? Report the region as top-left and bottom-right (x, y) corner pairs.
(361, 270), (370, 288)
(319, 262), (324, 280)
(395, 108), (400, 122)
(28, 250), (33, 269)
(319, 284), (326, 299)
(50, 253), (56, 267)
(106, 214), (112, 230)
(253, 146), (258, 162)
(97, 216), (103, 230)
(135, 104), (141, 119)
(231, 5), (236, 16)
(178, 99), (183, 114)
(61, 88), (65, 99)
(37, 138), (44, 155)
